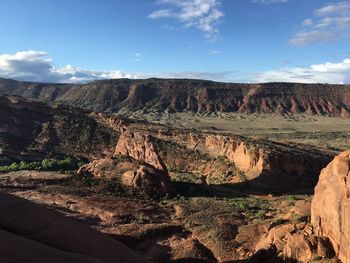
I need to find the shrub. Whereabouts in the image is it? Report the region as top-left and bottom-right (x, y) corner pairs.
(0, 157), (84, 173)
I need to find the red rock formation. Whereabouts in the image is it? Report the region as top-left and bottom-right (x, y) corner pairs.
(114, 130), (168, 172)
(78, 158), (174, 196)
(0, 192), (148, 263)
(188, 133), (265, 180)
(114, 128), (331, 192)
(311, 149), (350, 263)
(1, 78), (350, 117)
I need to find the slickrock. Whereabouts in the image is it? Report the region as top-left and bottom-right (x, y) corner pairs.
(0, 192), (148, 263)
(0, 229), (104, 263)
(311, 149), (350, 263)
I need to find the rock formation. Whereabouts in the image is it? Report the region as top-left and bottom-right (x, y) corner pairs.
(1, 78), (350, 117)
(78, 157), (174, 196)
(311, 149), (350, 263)
(114, 128), (332, 192)
(255, 211), (335, 262)
(0, 192), (148, 263)
(253, 151), (350, 263)
(114, 130), (168, 172)
(0, 95), (117, 165)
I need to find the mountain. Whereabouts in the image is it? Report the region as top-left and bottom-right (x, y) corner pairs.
(0, 78), (350, 116)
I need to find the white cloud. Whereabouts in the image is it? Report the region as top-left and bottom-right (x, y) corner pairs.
(2, 50), (349, 85)
(0, 50), (237, 83)
(290, 1), (350, 45)
(314, 1), (350, 17)
(254, 58), (350, 84)
(0, 50), (137, 83)
(148, 0), (223, 39)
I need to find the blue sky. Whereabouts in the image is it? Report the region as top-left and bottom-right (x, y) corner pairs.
(0, 0), (349, 83)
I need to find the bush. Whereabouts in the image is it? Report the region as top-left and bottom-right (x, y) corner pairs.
(0, 157), (84, 173)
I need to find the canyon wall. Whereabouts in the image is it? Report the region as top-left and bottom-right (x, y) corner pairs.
(114, 128), (331, 192)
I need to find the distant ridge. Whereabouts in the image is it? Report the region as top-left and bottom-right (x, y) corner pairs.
(0, 78), (349, 117)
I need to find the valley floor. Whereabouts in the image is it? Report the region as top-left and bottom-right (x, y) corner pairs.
(127, 112), (350, 151)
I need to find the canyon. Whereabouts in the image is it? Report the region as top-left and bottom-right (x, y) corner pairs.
(0, 78), (349, 262)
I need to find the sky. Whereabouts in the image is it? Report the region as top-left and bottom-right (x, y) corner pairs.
(0, 0), (349, 84)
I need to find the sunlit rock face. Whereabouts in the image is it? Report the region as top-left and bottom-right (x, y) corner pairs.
(312, 149), (350, 263)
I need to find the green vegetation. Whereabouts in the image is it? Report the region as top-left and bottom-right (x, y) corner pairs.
(0, 158), (85, 173)
(311, 256), (323, 262)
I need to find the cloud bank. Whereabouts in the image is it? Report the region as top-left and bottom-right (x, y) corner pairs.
(0, 50), (136, 83)
(0, 50), (349, 84)
(0, 50), (235, 83)
(290, 1), (350, 45)
(254, 59), (350, 84)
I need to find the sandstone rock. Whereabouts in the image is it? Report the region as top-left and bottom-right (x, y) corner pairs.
(255, 224), (295, 252)
(183, 132), (331, 192)
(283, 233), (313, 262)
(114, 130), (167, 172)
(0, 192), (148, 263)
(255, 222), (336, 262)
(0, 229), (103, 263)
(290, 200), (311, 217)
(311, 149), (350, 263)
(78, 158), (174, 196)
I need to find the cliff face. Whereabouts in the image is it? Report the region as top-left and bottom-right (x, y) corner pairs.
(0, 96), (117, 164)
(187, 133), (266, 180)
(114, 130), (168, 172)
(311, 149), (350, 263)
(113, 128), (332, 192)
(1, 78), (350, 116)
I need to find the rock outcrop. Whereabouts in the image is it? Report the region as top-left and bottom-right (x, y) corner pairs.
(253, 150), (350, 263)
(187, 133), (333, 192)
(1, 78), (350, 117)
(114, 130), (168, 172)
(78, 157), (174, 196)
(311, 149), (350, 263)
(0, 95), (117, 165)
(116, 128), (332, 192)
(253, 195), (338, 263)
(188, 133), (265, 180)
(0, 192), (148, 263)
(255, 222), (335, 262)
